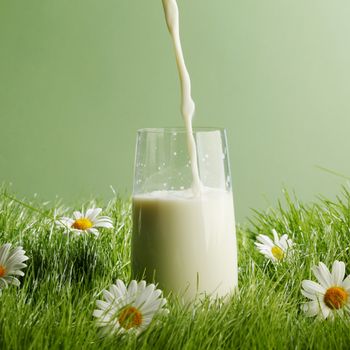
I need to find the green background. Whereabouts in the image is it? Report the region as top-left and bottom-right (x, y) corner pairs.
(1, 0), (350, 222)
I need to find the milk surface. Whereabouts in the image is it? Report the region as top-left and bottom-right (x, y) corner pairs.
(132, 188), (238, 301)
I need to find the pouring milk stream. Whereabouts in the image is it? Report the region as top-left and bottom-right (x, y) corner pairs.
(162, 0), (202, 195)
(131, 0), (238, 301)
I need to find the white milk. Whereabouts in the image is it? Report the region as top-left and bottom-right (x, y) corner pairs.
(131, 1), (238, 301)
(132, 188), (238, 301)
(162, 0), (202, 195)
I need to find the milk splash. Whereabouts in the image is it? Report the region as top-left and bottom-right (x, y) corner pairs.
(162, 0), (202, 195)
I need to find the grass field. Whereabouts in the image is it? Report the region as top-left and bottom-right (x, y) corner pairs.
(1, 185), (350, 349)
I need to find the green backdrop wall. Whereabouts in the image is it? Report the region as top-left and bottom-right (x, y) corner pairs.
(1, 0), (350, 222)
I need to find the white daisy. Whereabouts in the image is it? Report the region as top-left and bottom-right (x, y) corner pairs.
(56, 208), (113, 236)
(255, 229), (293, 262)
(0, 243), (29, 292)
(301, 260), (350, 320)
(93, 279), (168, 336)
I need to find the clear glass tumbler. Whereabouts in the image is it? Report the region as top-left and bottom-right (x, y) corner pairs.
(132, 128), (238, 301)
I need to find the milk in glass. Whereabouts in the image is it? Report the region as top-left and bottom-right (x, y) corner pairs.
(132, 188), (237, 299)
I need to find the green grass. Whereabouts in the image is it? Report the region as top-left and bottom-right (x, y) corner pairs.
(1, 185), (350, 349)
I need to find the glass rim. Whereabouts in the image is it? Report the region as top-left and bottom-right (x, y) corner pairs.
(137, 127), (226, 134)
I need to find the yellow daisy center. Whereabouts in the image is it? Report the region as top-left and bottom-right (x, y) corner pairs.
(71, 218), (93, 230)
(324, 287), (348, 309)
(0, 265), (6, 277)
(271, 246), (284, 261)
(118, 306), (143, 330)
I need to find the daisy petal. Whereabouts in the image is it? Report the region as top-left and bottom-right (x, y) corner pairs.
(0, 277), (8, 288)
(332, 260), (345, 286)
(301, 280), (325, 295)
(342, 275), (350, 290)
(103, 289), (116, 304)
(302, 301), (320, 317)
(136, 285), (156, 308)
(88, 228), (100, 237)
(110, 284), (124, 299)
(0, 244), (12, 265)
(93, 309), (104, 318)
(5, 276), (20, 287)
(86, 208), (102, 221)
(94, 221), (113, 229)
(301, 289), (317, 300)
(127, 280), (138, 300)
(272, 229), (279, 244)
(320, 302), (331, 319)
(116, 280), (127, 295)
(256, 234), (274, 248)
(73, 211), (83, 219)
(312, 262), (332, 288)
(278, 234), (290, 250)
(96, 300), (110, 311)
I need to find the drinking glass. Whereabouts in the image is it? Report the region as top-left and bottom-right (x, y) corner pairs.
(132, 128), (238, 301)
